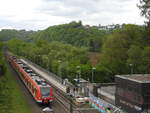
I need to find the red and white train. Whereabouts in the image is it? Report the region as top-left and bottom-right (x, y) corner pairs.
(7, 54), (54, 104)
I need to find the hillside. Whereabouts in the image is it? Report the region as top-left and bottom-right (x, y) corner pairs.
(0, 29), (35, 42)
(0, 22), (110, 52)
(32, 21), (108, 51)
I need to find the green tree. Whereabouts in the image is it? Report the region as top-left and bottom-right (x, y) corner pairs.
(127, 45), (143, 73)
(138, 0), (150, 27)
(0, 42), (6, 76)
(140, 46), (150, 73)
(0, 29), (34, 41)
(32, 21), (107, 51)
(99, 24), (145, 79)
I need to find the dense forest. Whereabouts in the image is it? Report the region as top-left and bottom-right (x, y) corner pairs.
(0, 29), (34, 42)
(7, 39), (92, 82)
(32, 21), (108, 52)
(5, 23), (150, 83)
(0, 21), (110, 52)
(100, 24), (150, 78)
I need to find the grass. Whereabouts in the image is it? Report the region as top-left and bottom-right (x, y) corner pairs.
(0, 59), (34, 113)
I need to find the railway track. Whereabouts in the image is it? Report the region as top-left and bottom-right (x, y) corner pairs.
(55, 93), (82, 113)
(20, 58), (79, 112)
(55, 92), (69, 113)
(5, 57), (44, 113)
(49, 82), (74, 113)
(50, 80), (85, 113)
(4, 53), (67, 113)
(6, 53), (98, 113)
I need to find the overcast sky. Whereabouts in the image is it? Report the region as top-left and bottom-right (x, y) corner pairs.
(0, 0), (145, 30)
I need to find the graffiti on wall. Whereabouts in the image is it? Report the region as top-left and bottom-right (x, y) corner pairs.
(89, 94), (116, 113)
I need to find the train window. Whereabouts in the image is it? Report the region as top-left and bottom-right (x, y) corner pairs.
(29, 82), (31, 89)
(27, 80), (29, 86)
(25, 79), (27, 84)
(30, 83), (32, 89)
(40, 87), (50, 97)
(34, 88), (37, 96)
(32, 85), (34, 92)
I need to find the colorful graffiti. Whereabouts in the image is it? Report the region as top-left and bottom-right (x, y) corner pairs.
(88, 94), (114, 113)
(88, 94), (126, 113)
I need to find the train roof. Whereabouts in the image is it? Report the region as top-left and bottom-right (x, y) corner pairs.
(16, 59), (50, 87)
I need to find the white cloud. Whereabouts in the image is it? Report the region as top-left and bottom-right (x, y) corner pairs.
(0, 0), (145, 30)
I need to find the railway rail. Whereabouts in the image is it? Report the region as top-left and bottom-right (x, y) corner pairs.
(4, 52), (68, 113)
(20, 58), (93, 113)
(6, 52), (98, 113)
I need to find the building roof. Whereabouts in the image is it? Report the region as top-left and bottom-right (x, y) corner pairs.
(116, 74), (150, 83)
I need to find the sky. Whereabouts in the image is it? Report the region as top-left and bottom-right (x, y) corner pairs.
(0, 0), (146, 30)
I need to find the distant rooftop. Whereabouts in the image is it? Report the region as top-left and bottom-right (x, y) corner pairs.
(116, 74), (150, 83)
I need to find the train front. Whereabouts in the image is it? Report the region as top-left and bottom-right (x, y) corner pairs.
(40, 84), (54, 104)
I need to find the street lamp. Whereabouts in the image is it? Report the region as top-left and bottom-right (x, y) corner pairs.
(33, 55), (36, 63)
(76, 66), (81, 94)
(46, 56), (50, 71)
(76, 65), (81, 83)
(58, 60), (63, 84)
(129, 64), (133, 75)
(92, 67), (96, 83)
(38, 55), (41, 65)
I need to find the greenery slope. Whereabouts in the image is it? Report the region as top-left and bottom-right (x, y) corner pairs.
(32, 21), (107, 51)
(0, 21), (110, 52)
(6, 24), (150, 83)
(7, 40), (92, 82)
(99, 24), (150, 78)
(0, 65), (34, 113)
(0, 29), (34, 42)
(0, 43), (33, 113)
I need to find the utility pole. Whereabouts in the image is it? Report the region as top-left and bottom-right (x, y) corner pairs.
(58, 60), (63, 84)
(76, 65), (81, 93)
(66, 94), (73, 113)
(129, 64), (133, 75)
(92, 67), (96, 83)
(70, 98), (73, 113)
(76, 65), (81, 84)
